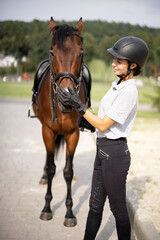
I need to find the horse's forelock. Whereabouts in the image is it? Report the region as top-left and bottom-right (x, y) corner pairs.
(52, 25), (78, 48)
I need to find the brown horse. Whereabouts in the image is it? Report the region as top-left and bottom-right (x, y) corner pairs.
(31, 17), (88, 227)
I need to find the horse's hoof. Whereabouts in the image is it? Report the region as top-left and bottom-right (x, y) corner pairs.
(39, 178), (48, 185)
(64, 217), (77, 227)
(40, 212), (52, 221)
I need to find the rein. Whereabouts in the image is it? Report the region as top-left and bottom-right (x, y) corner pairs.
(49, 33), (84, 125)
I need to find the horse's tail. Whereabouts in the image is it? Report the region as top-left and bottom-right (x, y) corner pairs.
(55, 135), (65, 157)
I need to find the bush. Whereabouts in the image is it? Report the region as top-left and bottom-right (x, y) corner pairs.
(0, 66), (17, 76)
(152, 84), (160, 111)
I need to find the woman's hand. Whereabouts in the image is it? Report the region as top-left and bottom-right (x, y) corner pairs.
(58, 86), (115, 132)
(57, 86), (87, 115)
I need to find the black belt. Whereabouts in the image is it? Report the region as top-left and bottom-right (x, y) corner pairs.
(97, 137), (127, 145)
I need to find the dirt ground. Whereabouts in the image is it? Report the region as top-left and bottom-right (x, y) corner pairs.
(127, 118), (160, 233)
(1, 98), (159, 238)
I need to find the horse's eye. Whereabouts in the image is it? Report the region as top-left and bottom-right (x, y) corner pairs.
(49, 50), (55, 57)
(79, 53), (83, 58)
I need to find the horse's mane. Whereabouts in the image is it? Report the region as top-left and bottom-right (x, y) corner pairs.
(51, 25), (79, 48)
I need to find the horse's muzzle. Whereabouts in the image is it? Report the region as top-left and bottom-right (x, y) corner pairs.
(58, 102), (73, 113)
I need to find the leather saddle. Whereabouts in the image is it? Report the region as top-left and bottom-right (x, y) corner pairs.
(32, 59), (50, 102)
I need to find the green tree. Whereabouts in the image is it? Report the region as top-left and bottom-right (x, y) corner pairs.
(82, 32), (97, 64)
(0, 19), (160, 76)
(98, 35), (120, 63)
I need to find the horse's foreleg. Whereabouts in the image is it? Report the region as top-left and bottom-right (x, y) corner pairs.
(63, 129), (79, 227)
(40, 126), (56, 221)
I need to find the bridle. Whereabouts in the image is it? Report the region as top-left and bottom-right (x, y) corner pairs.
(49, 33), (84, 125)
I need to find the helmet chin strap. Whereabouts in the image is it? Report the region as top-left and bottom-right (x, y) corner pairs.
(117, 62), (132, 84)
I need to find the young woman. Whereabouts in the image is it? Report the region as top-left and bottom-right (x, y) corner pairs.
(57, 36), (148, 240)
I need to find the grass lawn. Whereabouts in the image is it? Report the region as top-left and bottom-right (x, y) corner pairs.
(0, 58), (156, 104)
(0, 77), (160, 119)
(91, 81), (155, 105)
(89, 105), (160, 120)
(0, 80), (155, 104)
(0, 80), (33, 98)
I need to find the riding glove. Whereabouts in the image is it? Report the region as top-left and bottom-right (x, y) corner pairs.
(58, 86), (87, 115)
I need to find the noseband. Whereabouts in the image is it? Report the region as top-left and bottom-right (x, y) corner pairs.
(49, 33), (83, 125)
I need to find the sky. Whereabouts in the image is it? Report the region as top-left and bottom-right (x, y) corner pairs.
(0, 0), (160, 28)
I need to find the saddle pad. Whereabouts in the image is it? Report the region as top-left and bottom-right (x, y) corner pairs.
(32, 59), (50, 95)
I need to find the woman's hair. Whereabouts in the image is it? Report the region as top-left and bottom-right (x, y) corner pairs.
(132, 65), (141, 76)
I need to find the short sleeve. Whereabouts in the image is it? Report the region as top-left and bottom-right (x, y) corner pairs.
(107, 88), (138, 124)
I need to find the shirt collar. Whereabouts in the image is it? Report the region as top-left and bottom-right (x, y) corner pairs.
(112, 78), (136, 90)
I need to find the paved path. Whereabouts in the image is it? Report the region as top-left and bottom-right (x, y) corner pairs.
(0, 98), (122, 240)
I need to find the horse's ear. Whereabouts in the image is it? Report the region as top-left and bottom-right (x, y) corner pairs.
(49, 17), (56, 34)
(75, 17), (83, 34)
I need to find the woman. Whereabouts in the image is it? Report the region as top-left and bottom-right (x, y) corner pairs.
(58, 36), (148, 240)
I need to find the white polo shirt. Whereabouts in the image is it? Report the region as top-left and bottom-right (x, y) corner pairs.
(96, 78), (138, 139)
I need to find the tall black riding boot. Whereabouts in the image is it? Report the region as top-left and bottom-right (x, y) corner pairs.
(83, 210), (102, 240)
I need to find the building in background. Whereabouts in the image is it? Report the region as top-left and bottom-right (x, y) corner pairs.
(0, 54), (18, 67)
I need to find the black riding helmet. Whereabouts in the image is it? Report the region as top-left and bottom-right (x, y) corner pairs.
(107, 36), (148, 80)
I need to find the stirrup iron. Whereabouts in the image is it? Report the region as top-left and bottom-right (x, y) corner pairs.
(28, 101), (38, 118)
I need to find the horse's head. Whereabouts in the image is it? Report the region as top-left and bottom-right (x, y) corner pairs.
(49, 17), (84, 113)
